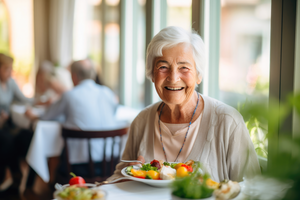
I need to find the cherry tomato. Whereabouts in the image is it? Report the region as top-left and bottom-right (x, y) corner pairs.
(176, 166), (189, 177)
(69, 172), (86, 185)
(181, 164), (193, 172)
(146, 170), (160, 180)
(131, 169), (147, 178)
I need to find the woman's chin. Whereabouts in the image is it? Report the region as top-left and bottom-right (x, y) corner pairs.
(161, 96), (186, 106)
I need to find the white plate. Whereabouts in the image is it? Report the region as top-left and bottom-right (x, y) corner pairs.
(121, 164), (177, 187)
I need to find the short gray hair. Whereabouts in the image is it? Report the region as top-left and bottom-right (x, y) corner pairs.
(146, 26), (205, 80)
(70, 59), (96, 81)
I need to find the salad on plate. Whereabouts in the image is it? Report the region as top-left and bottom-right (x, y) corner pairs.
(124, 159), (195, 180)
(53, 173), (106, 200)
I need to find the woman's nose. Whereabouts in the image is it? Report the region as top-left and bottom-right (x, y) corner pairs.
(167, 69), (181, 82)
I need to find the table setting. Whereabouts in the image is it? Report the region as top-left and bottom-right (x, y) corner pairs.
(52, 159), (247, 200)
(52, 158), (293, 200)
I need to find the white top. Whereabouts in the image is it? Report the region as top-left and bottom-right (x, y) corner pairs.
(108, 94), (261, 182)
(154, 113), (203, 162)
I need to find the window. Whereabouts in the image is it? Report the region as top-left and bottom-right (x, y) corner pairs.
(1, 0), (35, 97)
(73, 0), (120, 93)
(167, 0), (192, 31)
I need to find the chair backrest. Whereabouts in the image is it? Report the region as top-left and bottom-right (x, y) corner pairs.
(61, 126), (128, 182)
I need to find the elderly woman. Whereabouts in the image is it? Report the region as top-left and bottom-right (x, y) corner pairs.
(108, 26), (260, 182)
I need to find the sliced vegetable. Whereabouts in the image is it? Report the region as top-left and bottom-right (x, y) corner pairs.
(174, 163), (185, 170)
(131, 169), (147, 178)
(170, 163), (178, 168)
(146, 170), (160, 180)
(126, 166), (133, 175)
(146, 174), (153, 179)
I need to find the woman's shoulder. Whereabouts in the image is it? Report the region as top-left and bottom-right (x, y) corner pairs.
(132, 102), (161, 126)
(131, 102), (161, 125)
(202, 95), (244, 125)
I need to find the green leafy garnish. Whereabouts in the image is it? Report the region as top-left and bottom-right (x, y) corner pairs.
(146, 174), (153, 179)
(171, 162), (214, 199)
(163, 162), (170, 166)
(140, 163), (158, 172)
(170, 163), (177, 168)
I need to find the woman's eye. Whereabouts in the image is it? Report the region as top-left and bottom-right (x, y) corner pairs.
(159, 66), (167, 70)
(181, 66), (189, 70)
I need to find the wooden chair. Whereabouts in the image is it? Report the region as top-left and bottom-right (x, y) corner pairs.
(59, 126), (128, 183)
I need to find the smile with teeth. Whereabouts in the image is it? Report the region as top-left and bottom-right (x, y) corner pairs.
(165, 86), (184, 91)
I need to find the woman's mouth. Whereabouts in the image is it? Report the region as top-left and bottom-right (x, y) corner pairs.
(165, 86), (184, 91)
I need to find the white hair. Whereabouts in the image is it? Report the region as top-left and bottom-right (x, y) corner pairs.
(146, 26), (205, 81)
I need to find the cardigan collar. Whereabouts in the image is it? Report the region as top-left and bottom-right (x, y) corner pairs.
(140, 93), (213, 163)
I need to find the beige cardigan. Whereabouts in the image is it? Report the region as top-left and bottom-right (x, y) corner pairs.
(108, 94), (261, 182)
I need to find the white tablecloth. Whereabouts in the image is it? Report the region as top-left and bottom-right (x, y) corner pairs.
(101, 181), (173, 200)
(10, 104), (140, 183)
(26, 120), (63, 182)
(99, 181), (246, 200)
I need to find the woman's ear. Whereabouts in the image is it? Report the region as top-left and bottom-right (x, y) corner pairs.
(197, 76), (202, 85)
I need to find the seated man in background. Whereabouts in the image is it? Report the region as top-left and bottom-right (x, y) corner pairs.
(25, 59), (120, 179)
(27, 59), (118, 130)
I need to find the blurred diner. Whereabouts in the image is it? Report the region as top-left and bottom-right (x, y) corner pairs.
(35, 60), (67, 106)
(25, 59), (120, 178)
(0, 53), (35, 197)
(108, 26), (261, 183)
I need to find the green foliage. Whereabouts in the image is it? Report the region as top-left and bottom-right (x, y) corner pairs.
(240, 93), (300, 199)
(171, 162), (214, 199)
(238, 101), (268, 158)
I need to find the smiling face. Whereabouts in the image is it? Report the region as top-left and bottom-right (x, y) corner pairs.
(152, 43), (201, 106)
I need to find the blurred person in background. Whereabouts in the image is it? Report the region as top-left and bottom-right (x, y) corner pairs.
(25, 59), (119, 178)
(35, 60), (68, 105)
(0, 53), (34, 197)
(26, 59), (118, 128)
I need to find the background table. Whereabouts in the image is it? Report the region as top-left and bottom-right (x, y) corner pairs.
(10, 104), (140, 183)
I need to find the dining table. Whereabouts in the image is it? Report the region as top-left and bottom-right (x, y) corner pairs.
(10, 103), (140, 183)
(52, 181), (247, 200)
